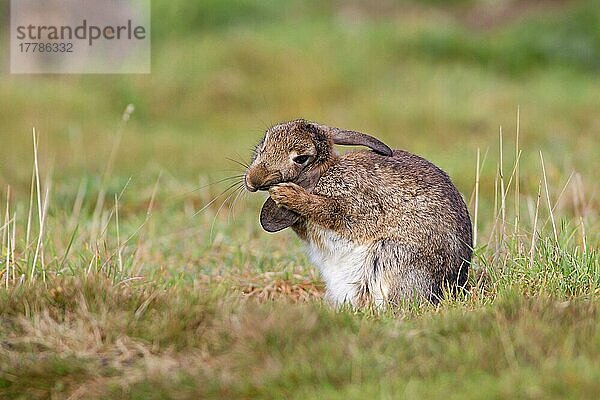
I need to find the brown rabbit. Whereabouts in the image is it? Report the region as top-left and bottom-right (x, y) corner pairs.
(245, 119), (472, 307)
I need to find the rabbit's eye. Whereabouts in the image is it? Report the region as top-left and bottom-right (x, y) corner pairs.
(293, 155), (311, 165)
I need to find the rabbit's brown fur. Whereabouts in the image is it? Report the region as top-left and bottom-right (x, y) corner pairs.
(245, 119), (472, 307)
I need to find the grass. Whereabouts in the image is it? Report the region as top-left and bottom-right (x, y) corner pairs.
(0, 0), (599, 398)
(2, 278), (599, 399)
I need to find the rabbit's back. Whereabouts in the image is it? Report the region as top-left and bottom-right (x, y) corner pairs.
(314, 150), (471, 243)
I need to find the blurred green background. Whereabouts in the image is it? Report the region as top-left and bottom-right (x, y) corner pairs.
(0, 0), (598, 229)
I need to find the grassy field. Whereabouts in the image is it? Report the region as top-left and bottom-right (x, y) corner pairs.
(0, 1), (599, 398)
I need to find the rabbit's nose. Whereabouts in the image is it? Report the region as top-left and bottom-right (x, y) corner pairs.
(245, 174), (258, 192)
(245, 168), (266, 192)
(246, 162), (274, 191)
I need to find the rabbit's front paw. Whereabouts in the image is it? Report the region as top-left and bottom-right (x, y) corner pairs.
(269, 182), (307, 211)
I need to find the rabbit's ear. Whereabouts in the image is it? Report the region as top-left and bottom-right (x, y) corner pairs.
(323, 126), (393, 156)
(259, 169), (321, 232)
(260, 198), (299, 232)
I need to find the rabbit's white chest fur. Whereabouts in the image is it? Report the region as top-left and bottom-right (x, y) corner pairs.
(305, 224), (388, 307)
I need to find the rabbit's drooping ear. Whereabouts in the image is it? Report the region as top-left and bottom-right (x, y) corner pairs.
(259, 167), (321, 232)
(260, 198), (298, 232)
(320, 125), (393, 156)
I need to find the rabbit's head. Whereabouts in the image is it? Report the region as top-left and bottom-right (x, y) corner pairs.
(245, 119), (392, 232)
(245, 119), (391, 192)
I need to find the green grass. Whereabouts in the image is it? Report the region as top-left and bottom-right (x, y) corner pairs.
(0, 1), (599, 398)
(2, 278), (599, 399)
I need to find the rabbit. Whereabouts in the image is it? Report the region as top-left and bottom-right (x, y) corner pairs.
(244, 119), (472, 307)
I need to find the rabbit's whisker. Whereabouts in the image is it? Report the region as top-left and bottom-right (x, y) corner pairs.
(192, 175), (244, 192)
(234, 151), (251, 167)
(167, 175), (244, 202)
(228, 184), (246, 221)
(226, 157), (250, 169)
(193, 181), (242, 217)
(210, 182), (243, 240)
(219, 169), (246, 175)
